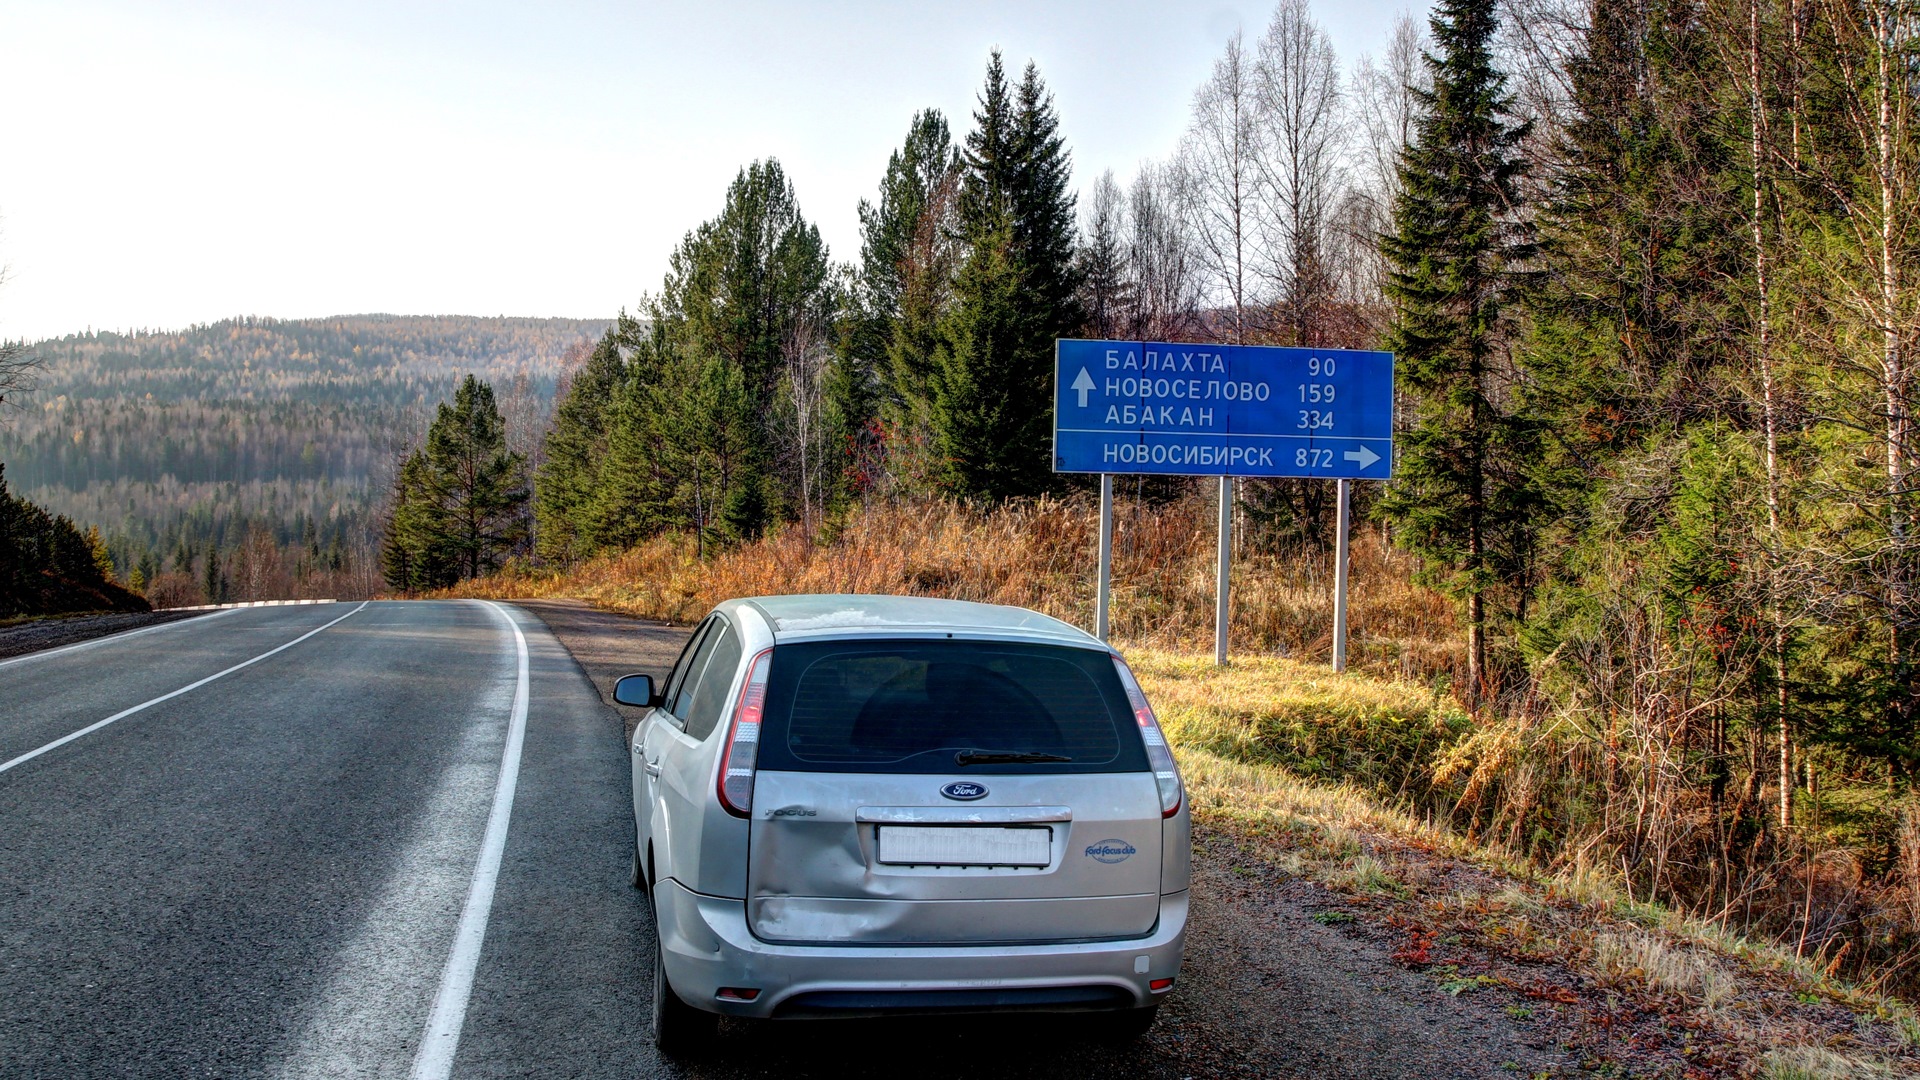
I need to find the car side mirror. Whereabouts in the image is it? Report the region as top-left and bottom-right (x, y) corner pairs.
(613, 673), (660, 708)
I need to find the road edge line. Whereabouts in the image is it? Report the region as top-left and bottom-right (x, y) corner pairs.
(0, 601), (370, 777)
(0, 608), (242, 671)
(410, 600), (530, 1080)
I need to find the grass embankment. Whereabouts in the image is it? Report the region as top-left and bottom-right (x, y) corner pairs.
(1137, 651), (1917, 1078)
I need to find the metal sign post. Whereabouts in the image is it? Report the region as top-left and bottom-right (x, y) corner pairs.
(1053, 339), (1394, 666)
(1332, 477), (1351, 673)
(1215, 476), (1232, 664)
(1096, 474), (1114, 642)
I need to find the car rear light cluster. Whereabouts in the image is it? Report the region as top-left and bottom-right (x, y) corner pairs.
(1112, 656), (1183, 818)
(717, 648), (773, 817)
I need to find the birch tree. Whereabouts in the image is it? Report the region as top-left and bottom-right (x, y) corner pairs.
(1182, 32), (1263, 343)
(1254, 0), (1349, 346)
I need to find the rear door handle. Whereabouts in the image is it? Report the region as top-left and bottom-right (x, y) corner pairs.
(643, 759), (662, 777)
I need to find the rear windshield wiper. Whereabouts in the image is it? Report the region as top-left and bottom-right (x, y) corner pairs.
(954, 749), (1073, 766)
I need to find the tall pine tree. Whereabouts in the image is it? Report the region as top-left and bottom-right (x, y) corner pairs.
(650, 160), (832, 535)
(1377, 0), (1538, 700)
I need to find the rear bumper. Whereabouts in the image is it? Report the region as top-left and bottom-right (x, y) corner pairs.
(654, 879), (1188, 1020)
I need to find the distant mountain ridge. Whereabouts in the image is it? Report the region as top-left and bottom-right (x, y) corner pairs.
(0, 314), (608, 599)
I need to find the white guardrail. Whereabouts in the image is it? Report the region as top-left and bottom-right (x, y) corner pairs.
(158, 599), (340, 612)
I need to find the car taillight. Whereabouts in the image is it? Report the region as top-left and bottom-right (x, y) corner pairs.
(1113, 655), (1182, 818)
(717, 648), (772, 817)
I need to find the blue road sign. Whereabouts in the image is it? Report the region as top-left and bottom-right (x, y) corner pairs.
(1052, 339), (1394, 479)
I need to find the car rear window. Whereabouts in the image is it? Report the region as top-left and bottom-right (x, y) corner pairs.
(755, 639), (1148, 775)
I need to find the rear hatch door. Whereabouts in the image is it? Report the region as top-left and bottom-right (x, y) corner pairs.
(745, 637), (1162, 946)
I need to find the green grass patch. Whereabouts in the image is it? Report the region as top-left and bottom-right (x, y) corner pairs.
(1130, 649), (1471, 802)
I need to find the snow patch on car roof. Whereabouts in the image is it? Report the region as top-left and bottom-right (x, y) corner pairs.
(766, 607), (892, 632)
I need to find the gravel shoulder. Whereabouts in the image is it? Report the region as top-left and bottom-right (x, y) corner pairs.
(512, 598), (1585, 1079)
(0, 609), (209, 661)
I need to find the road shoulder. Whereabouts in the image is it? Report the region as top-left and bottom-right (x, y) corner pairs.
(0, 609), (208, 660)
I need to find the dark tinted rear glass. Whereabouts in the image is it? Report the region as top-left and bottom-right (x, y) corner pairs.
(756, 639), (1147, 775)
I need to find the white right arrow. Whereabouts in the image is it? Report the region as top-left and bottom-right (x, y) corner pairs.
(1344, 444), (1381, 469)
(1071, 367), (1097, 407)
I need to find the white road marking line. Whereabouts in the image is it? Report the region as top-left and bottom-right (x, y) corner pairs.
(0, 601), (370, 777)
(275, 673), (508, 1079)
(0, 608), (240, 671)
(410, 600), (530, 1080)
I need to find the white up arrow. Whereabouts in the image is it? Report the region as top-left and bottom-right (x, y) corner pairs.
(1344, 444), (1381, 469)
(1071, 367), (1097, 407)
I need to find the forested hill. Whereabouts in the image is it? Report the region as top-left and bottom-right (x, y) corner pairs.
(0, 315), (606, 601)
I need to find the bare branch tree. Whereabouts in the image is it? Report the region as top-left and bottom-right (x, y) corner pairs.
(1078, 169), (1133, 339)
(0, 340), (32, 415)
(1253, 0), (1349, 347)
(1181, 31), (1263, 343)
(1129, 161), (1203, 341)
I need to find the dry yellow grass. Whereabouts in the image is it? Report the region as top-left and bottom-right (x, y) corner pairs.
(453, 495), (1461, 680)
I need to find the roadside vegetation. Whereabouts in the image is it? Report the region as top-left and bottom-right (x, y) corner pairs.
(0, 463), (147, 619)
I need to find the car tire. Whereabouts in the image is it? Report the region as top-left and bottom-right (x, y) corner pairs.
(650, 898), (716, 1056)
(629, 841), (644, 890)
(1094, 1003), (1160, 1042)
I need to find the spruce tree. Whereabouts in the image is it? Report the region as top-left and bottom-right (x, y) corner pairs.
(1376, 0), (1537, 700)
(381, 451), (444, 590)
(931, 53), (1083, 501)
(584, 341), (681, 550)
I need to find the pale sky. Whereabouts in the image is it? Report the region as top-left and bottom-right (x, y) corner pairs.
(0, 0), (1430, 343)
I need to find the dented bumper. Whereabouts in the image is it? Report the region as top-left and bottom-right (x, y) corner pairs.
(653, 878), (1189, 1019)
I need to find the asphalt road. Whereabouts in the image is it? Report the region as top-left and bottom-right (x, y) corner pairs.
(0, 600), (656, 1080)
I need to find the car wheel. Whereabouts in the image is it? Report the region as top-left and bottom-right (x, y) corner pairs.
(629, 840), (644, 890)
(650, 899), (715, 1056)
(1094, 1003), (1160, 1042)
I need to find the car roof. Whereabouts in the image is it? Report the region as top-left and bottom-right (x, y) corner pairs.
(733, 594), (1107, 650)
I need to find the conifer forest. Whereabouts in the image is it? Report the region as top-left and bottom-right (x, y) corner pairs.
(10, 0), (1920, 990)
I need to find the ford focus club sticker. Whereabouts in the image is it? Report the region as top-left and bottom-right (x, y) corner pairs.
(1085, 839), (1137, 864)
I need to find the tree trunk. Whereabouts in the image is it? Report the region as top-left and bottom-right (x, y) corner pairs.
(1751, 0), (1792, 830)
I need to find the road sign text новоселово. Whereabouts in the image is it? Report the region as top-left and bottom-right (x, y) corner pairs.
(1051, 339), (1394, 479)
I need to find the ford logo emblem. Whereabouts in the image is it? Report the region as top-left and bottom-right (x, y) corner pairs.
(940, 781), (989, 801)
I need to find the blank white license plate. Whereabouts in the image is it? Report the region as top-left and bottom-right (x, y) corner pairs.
(876, 825), (1053, 867)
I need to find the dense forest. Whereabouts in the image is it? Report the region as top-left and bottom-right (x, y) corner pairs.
(0, 315), (603, 605)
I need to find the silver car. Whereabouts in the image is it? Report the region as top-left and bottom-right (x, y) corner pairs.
(615, 595), (1190, 1054)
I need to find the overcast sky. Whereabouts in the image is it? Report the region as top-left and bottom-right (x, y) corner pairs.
(0, 0), (1431, 342)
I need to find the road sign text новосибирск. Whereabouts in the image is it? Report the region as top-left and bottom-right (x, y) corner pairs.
(1051, 339), (1394, 479)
